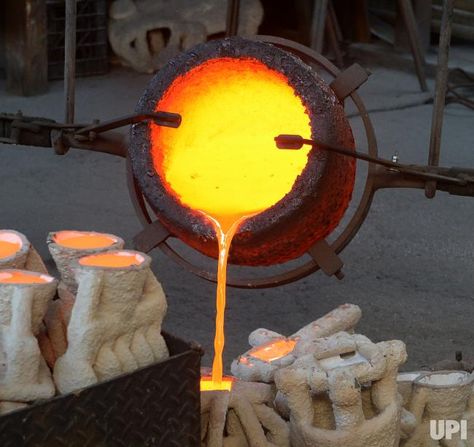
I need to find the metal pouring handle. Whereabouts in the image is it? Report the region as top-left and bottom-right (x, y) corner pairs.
(275, 134), (474, 195)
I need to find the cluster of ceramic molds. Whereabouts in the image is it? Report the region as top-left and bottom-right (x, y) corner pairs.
(201, 379), (290, 447)
(0, 229), (169, 409)
(53, 249), (169, 394)
(398, 370), (474, 446)
(47, 230), (125, 294)
(0, 269), (57, 412)
(231, 304), (362, 383)
(230, 305), (421, 447)
(273, 331), (412, 447)
(0, 229), (48, 273)
(42, 231), (126, 366)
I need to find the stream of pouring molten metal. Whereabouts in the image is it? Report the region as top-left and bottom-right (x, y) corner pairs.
(151, 57), (311, 391)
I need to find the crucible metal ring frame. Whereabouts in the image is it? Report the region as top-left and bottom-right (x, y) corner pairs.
(127, 36), (377, 289)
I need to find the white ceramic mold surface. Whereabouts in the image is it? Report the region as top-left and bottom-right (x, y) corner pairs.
(418, 371), (468, 387)
(0, 270), (57, 402)
(231, 304), (362, 383)
(273, 332), (411, 447)
(53, 250), (169, 394)
(201, 380), (290, 447)
(0, 229), (48, 273)
(397, 372), (426, 412)
(403, 371), (474, 446)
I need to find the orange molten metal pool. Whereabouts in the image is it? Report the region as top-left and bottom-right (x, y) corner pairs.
(200, 375), (234, 392)
(151, 57), (311, 391)
(0, 241), (20, 259)
(151, 57), (311, 218)
(53, 231), (117, 250)
(80, 251), (144, 268)
(0, 270), (51, 284)
(248, 338), (297, 363)
(0, 232), (22, 259)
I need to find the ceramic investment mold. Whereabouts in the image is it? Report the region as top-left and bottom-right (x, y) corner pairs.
(274, 331), (411, 447)
(201, 379), (290, 447)
(0, 229), (48, 273)
(53, 250), (169, 394)
(231, 304), (362, 383)
(47, 230), (124, 293)
(403, 370), (474, 446)
(0, 269), (57, 402)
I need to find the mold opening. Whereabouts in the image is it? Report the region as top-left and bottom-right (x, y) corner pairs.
(79, 251), (145, 268)
(248, 338), (297, 363)
(200, 375), (234, 392)
(53, 231), (118, 250)
(0, 270), (53, 284)
(397, 372), (422, 383)
(0, 231), (23, 259)
(418, 372), (469, 387)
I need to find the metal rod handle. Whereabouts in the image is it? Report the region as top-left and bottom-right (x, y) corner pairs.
(64, 0), (77, 124)
(426, 0), (455, 197)
(275, 134), (467, 185)
(226, 0), (240, 37)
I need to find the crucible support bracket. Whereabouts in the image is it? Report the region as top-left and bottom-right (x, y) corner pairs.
(307, 240), (344, 280)
(133, 220), (171, 253)
(330, 64), (370, 101)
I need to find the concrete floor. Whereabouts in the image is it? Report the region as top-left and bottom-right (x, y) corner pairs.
(0, 62), (472, 372)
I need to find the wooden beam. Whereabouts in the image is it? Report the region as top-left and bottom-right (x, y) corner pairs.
(396, 0), (432, 52)
(5, 0), (48, 96)
(311, 0), (329, 52)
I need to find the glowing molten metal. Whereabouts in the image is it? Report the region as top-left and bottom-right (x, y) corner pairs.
(0, 232), (22, 259)
(0, 270), (52, 284)
(53, 231), (117, 250)
(151, 57), (311, 217)
(80, 251), (144, 268)
(151, 57), (311, 390)
(200, 375), (234, 392)
(248, 338), (297, 363)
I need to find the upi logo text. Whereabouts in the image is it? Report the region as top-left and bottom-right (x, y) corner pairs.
(430, 420), (468, 440)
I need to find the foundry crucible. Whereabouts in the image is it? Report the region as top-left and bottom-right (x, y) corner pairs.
(129, 36), (356, 266)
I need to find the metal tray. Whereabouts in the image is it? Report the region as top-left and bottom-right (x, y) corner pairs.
(0, 332), (202, 447)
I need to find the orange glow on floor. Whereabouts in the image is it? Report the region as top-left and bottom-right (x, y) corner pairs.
(0, 270), (50, 284)
(248, 338), (297, 362)
(151, 57), (311, 216)
(79, 251), (144, 268)
(54, 231), (117, 249)
(200, 375), (234, 392)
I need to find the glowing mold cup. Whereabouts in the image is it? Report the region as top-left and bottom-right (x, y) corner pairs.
(129, 36), (356, 266)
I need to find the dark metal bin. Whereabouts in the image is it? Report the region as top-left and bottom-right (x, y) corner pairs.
(0, 332), (202, 447)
